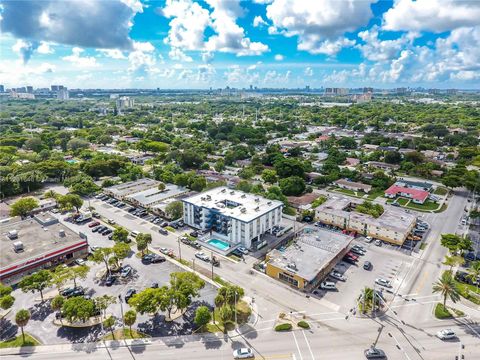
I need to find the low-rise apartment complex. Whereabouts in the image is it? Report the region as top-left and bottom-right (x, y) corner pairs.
(315, 196), (416, 245)
(182, 187), (283, 249)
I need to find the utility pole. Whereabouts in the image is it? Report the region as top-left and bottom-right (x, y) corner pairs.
(177, 237), (182, 261)
(211, 251), (214, 279)
(118, 294), (124, 332)
(234, 290), (238, 325)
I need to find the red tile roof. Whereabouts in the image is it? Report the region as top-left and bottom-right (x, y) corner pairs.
(385, 185), (429, 202)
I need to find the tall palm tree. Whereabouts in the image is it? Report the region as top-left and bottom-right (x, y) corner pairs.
(468, 261), (480, 293)
(443, 255), (465, 270)
(213, 294), (225, 325)
(15, 309), (31, 343)
(432, 271), (461, 307)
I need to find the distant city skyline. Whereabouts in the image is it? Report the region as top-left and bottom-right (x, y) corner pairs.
(1, 0), (479, 89)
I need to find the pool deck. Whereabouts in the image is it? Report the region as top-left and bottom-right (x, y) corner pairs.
(198, 236), (239, 256)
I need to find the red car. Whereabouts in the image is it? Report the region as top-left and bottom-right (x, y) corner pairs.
(88, 221), (100, 228)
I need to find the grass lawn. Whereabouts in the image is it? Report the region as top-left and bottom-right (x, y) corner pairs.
(102, 328), (148, 340)
(205, 300), (252, 333)
(434, 187), (448, 196)
(366, 189), (384, 200)
(335, 188), (357, 196)
(419, 242), (427, 250)
(434, 303), (452, 319)
(165, 226), (176, 232)
(434, 204), (448, 213)
(0, 334), (40, 349)
(455, 282), (480, 305)
(407, 200), (440, 211)
(396, 197), (410, 206)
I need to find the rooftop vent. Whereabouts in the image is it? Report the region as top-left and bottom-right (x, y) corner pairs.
(13, 241), (24, 253)
(241, 208), (246, 213)
(8, 230), (18, 239)
(206, 195), (212, 201)
(287, 262), (297, 271)
(255, 206), (260, 211)
(267, 201), (272, 205)
(59, 230), (65, 237)
(230, 191), (235, 195)
(255, 198), (260, 202)
(241, 194), (246, 198)
(221, 188), (226, 193)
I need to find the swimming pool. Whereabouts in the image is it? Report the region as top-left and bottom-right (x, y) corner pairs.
(207, 238), (230, 251)
(66, 159), (78, 164)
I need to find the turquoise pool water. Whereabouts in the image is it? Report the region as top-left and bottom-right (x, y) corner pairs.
(207, 238), (230, 251)
(66, 159), (78, 164)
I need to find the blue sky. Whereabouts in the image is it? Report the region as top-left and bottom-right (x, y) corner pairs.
(1, 0), (479, 89)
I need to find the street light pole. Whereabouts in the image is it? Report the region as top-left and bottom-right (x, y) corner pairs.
(234, 290), (238, 325)
(177, 236), (182, 261)
(118, 294), (124, 332)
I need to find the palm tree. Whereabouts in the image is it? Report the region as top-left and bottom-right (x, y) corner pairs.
(123, 310), (137, 338)
(467, 261), (480, 293)
(213, 294), (225, 325)
(15, 309), (31, 343)
(432, 271), (461, 307)
(443, 255), (465, 270)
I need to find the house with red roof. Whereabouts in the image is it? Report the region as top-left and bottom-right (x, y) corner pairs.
(384, 185), (429, 204)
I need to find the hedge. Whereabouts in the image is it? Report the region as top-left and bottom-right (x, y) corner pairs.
(297, 320), (310, 329)
(275, 323), (292, 332)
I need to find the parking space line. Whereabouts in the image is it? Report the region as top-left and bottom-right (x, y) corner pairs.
(292, 331), (304, 360)
(302, 331), (315, 360)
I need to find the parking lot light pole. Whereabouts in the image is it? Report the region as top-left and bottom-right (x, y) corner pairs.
(177, 236), (182, 261)
(118, 294), (124, 332)
(211, 251), (214, 279)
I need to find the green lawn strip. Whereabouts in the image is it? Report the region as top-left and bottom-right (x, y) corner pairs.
(366, 189), (384, 200)
(434, 204), (448, 213)
(102, 328), (148, 340)
(434, 187), (448, 196)
(165, 226), (176, 232)
(0, 333), (40, 349)
(455, 282), (480, 305)
(434, 303), (452, 319)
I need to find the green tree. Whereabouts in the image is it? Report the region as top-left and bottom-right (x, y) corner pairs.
(432, 271), (461, 307)
(24, 137), (44, 152)
(441, 234), (472, 254)
(69, 265), (90, 288)
(194, 306), (211, 330)
(62, 296), (95, 323)
(467, 261), (480, 293)
(57, 193), (83, 212)
(0, 284), (15, 310)
(261, 169), (278, 184)
(443, 255), (465, 270)
(136, 233), (152, 255)
(91, 247), (113, 274)
(124, 310), (137, 337)
(165, 201), (183, 220)
(214, 159), (225, 172)
(279, 176), (306, 196)
(103, 316), (116, 339)
(10, 197), (39, 217)
(67, 138), (90, 152)
(112, 242), (131, 267)
(158, 182), (166, 191)
(51, 295), (65, 323)
(15, 309), (31, 343)
(112, 227), (129, 243)
(129, 287), (166, 315)
(218, 306), (232, 332)
(94, 295), (117, 318)
(18, 270), (52, 302)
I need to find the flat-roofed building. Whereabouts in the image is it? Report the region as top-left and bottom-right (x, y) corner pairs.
(266, 228), (352, 290)
(104, 178), (159, 200)
(182, 187), (283, 249)
(126, 184), (189, 209)
(384, 185), (429, 204)
(315, 196), (416, 245)
(334, 179), (372, 193)
(366, 161), (400, 171)
(0, 214), (88, 285)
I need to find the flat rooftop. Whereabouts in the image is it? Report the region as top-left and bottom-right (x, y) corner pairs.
(106, 178), (159, 197)
(0, 216), (85, 270)
(126, 184), (188, 206)
(183, 187), (283, 222)
(268, 227), (352, 282)
(316, 196), (416, 233)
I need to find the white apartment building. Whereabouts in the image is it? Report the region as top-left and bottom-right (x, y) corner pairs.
(182, 187), (283, 249)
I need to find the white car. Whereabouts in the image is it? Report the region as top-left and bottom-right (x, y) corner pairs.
(365, 236), (374, 243)
(320, 281), (337, 290)
(375, 278), (392, 288)
(374, 239), (382, 246)
(436, 329), (456, 340)
(195, 252), (210, 262)
(329, 271), (346, 281)
(74, 258), (86, 266)
(233, 348), (254, 359)
(237, 246), (249, 255)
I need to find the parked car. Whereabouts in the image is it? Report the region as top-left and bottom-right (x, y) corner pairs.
(237, 246), (249, 255)
(329, 270), (346, 281)
(189, 231), (199, 238)
(365, 236), (374, 243)
(350, 247), (365, 256)
(375, 278), (392, 288)
(436, 329), (456, 340)
(74, 258), (86, 266)
(319, 281), (337, 291)
(142, 254), (165, 264)
(363, 261), (372, 270)
(92, 225), (102, 233)
(211, 256), (220, 267)
(195, 252), (210, 262)
(120, 265), (132, 278)
(343, 256), (357, 265)
(374, 239), (382, 246)
(159, 228), (168, 235)
(107, 219), (116, 225)
(88, 221), (100, 228)
(160, 221), (169, 227)
(233, 348), (254, 359)
(160, 247), (174, 257)
(364, 347), (386, 359)
(128, 207), (137, 213)
(151, 282), (159, 289)
(102, 229), (112, 236)
(124, 288), (137, 303)
(105, 275), (116, 286)
(61, 287), (83, 297)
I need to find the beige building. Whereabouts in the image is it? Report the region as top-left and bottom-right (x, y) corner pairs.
(315, 196), (416, 245)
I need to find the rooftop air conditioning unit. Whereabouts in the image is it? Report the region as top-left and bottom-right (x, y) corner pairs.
(267, 201), (272, 205)
(13, 241), (24, 253)
(241, 208), (247, 213)
(241, 194), (246, 198)
(221, 188), (226, 193)
(59, 230), (65, 237)
(230, 191), (235, 195)
(255, 207), (260, 211)
(8, 230), (18, 239)
(255, 198), (260, 202)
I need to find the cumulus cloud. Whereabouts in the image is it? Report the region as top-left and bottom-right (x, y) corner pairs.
(62, 47), (98, 68)
(12, 40), (38, 64)
(1, 0), (140, 51)
(128, 41), (158, 76)
(304, 67), (313, 77)
(98, 49), (127, 59)
(201, 51), (214, 63)
(37, 42), (55, 55)
(274, 54), (284, 61)
(161, 0), (269, 57)
(169, 48), (194, 62)
(383, 0), (480, 32)
(253, 16), (268, 28)
(266, 0), (375, 55)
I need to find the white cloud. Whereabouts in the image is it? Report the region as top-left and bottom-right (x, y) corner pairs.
(98, 49), (127, 59)
(253, 16), (268, 28)
(133, 41), (155, 52)
(169, 47), (193, 62)
(357, 25), (414, 62)
(37, 42), (54, 54)
(201, 51), (214, 63)
(266, 0), (375, 55)
(62, 47), (98, 68)
(304, 67), (313, 77)
(383, 0), (480, 32)
(274, 54), (284, 61)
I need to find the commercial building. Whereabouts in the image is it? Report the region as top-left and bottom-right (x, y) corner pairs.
(116, 96), (135, 112)
(0, 214), (88, 285)
(334, 179), (372, 193)
(315, 196), (416, 245)
(104, 178), (159, 200)
(182, 187), (283, 249)
(384, 185), (429, 204)
(266, 228), (352, 290)
(395, 179), (433, 192)
(126, 183), (189, 209)
(57, 88), (69, 100)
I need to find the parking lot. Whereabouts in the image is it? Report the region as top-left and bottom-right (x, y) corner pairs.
(310, 235), (416, 312)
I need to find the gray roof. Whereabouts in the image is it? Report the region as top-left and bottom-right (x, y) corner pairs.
(126, 184), (188, 206)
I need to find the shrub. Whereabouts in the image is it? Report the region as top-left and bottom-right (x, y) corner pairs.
(275, 323), (292, 332)
(434, 303), (452, 319)
(297, 320), (310, 329)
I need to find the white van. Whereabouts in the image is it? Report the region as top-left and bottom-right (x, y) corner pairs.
(131, 230), (139, 238)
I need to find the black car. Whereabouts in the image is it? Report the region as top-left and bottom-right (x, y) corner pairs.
(160, 222), (168, 228)
(102, 229), (113, 236)
(159, 228), (168, 235)
(151, 282), (159, 288)
(142, 254), (166, 264)
(128, 207), (137, 213)
(364, 347), (386, 359)
(62, 287), (84, 298)
(189, 231), (199, 238)
(363, 261), (372, 270)
(105, 275), (116, 286)
(125, 288), (137, 303)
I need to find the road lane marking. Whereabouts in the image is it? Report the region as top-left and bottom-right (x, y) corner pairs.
(262, 354), (294, 359)
(414, 270), (430, 293)
(302, 330), (315, 360)
(292, 331), (304, 360)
